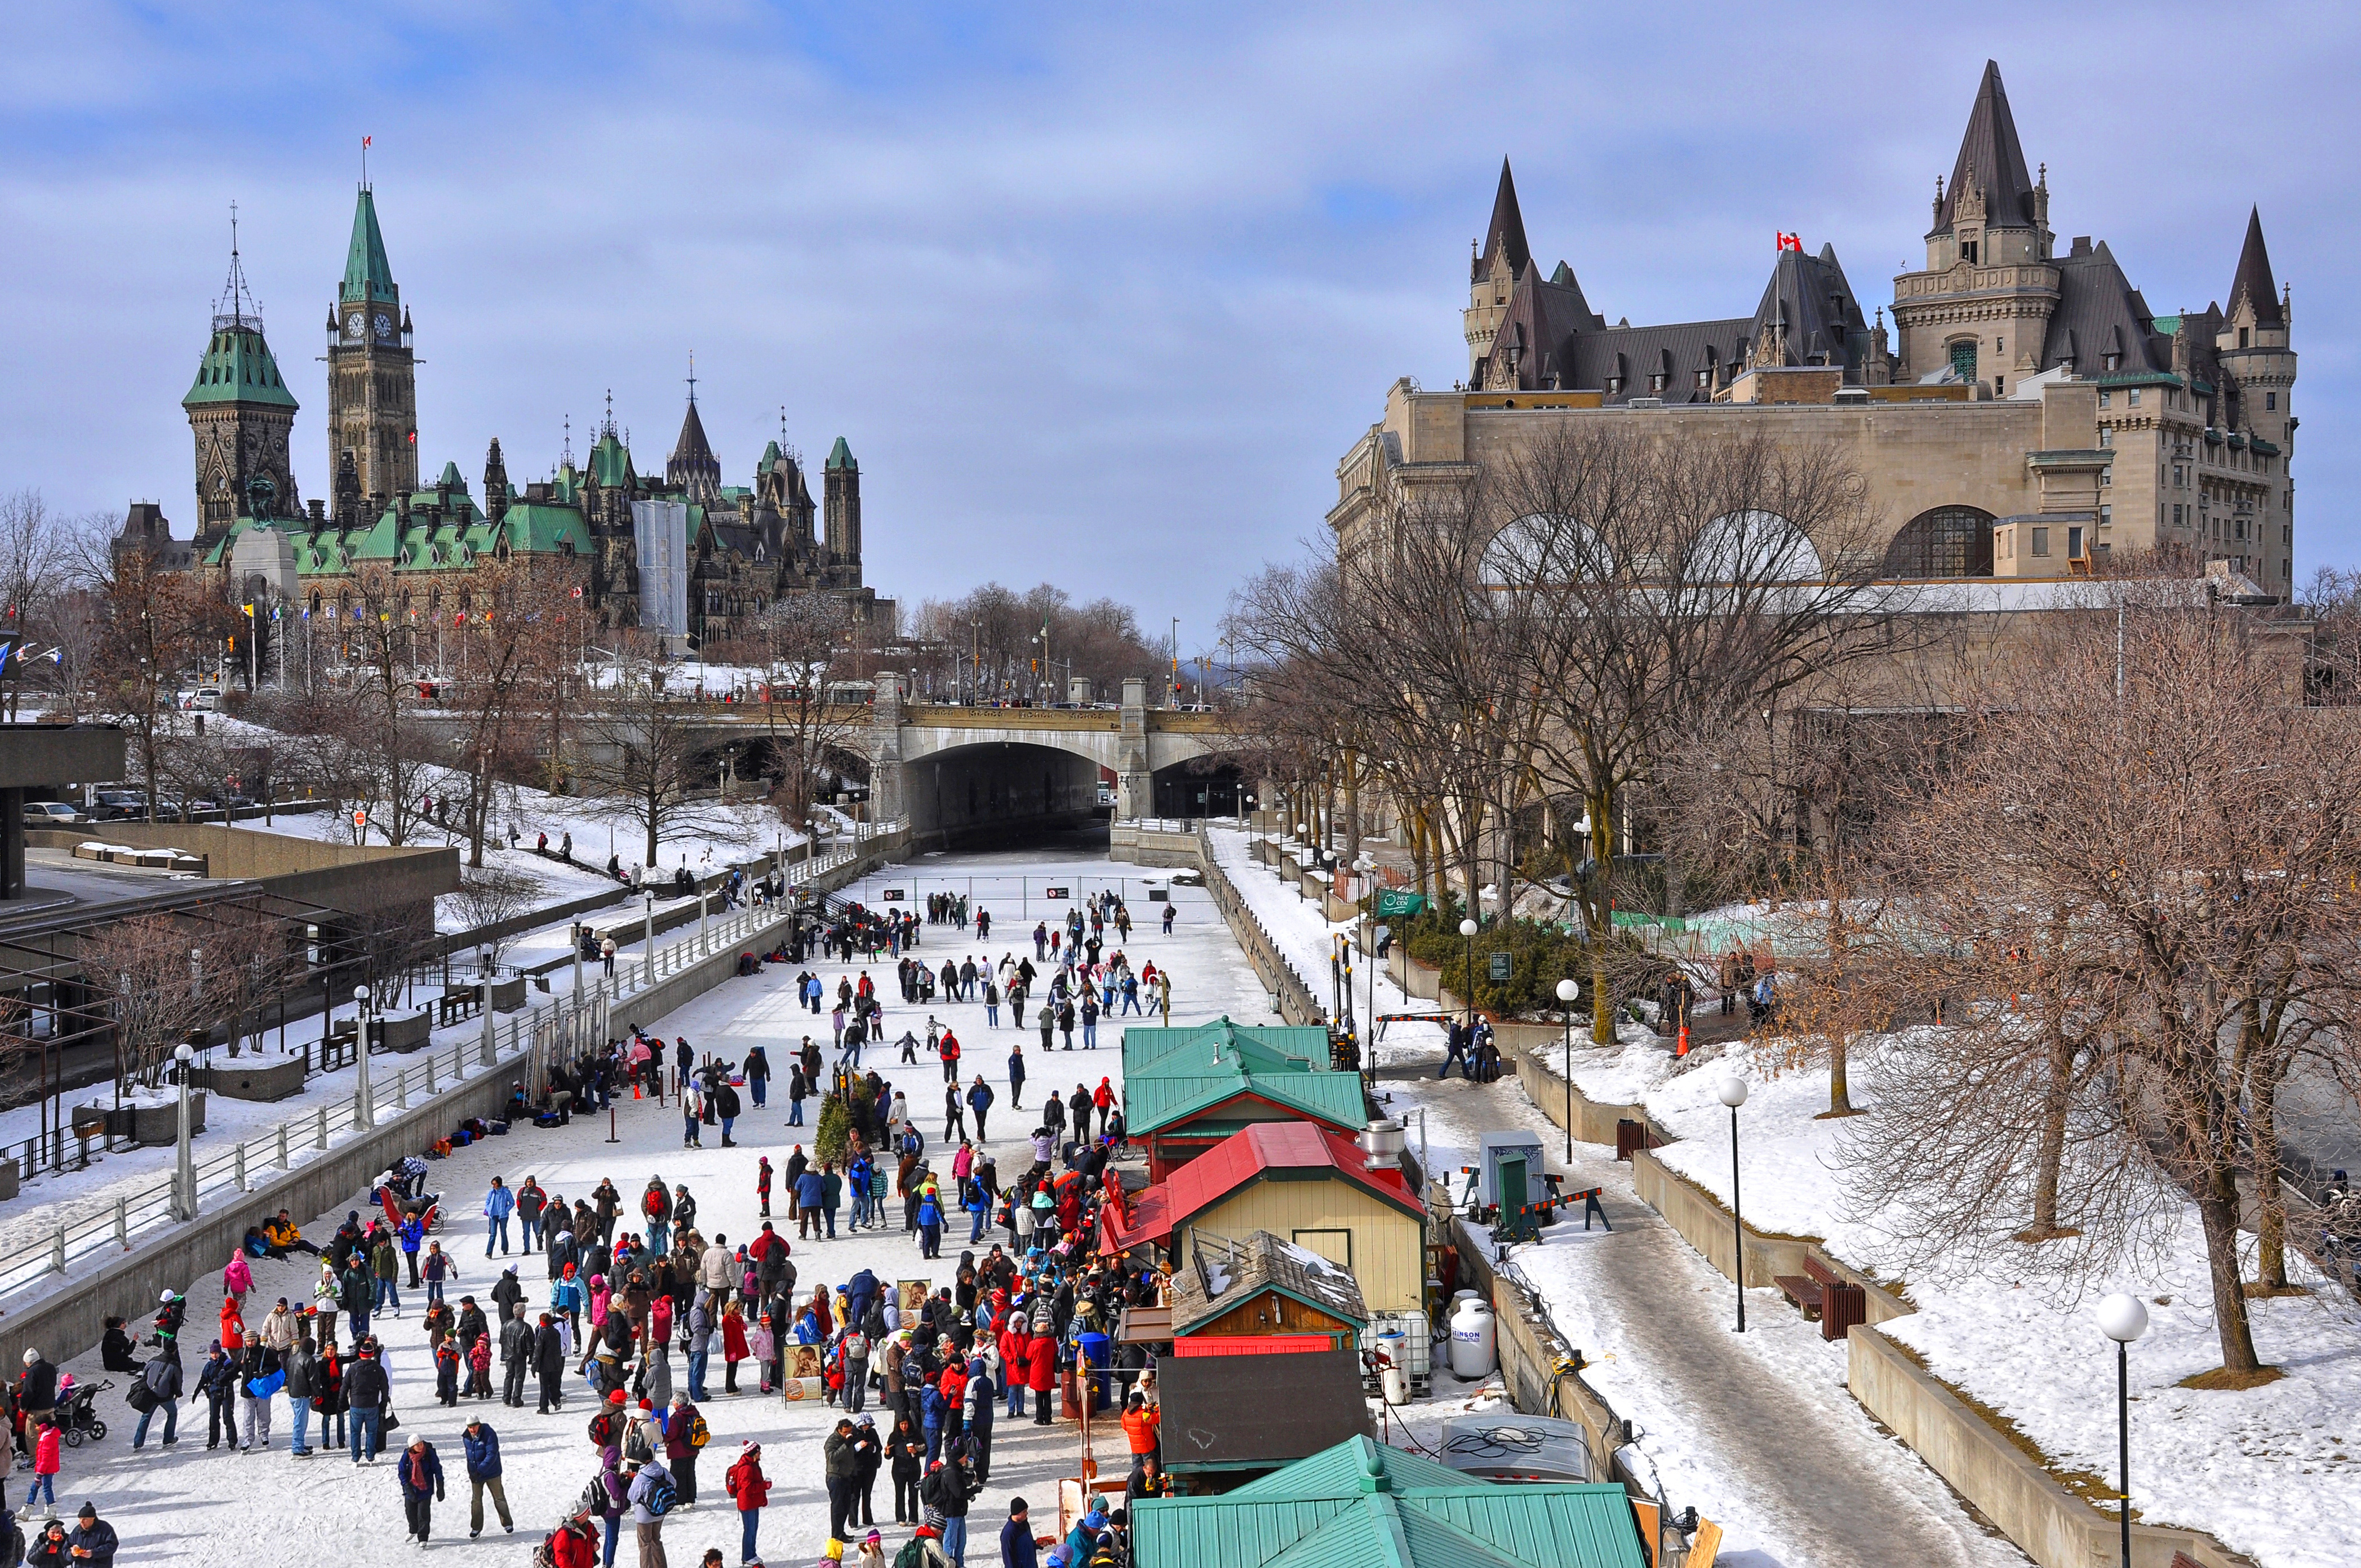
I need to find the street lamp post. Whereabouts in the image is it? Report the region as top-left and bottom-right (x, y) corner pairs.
(1459, 918), (1479, 1038)
(172, 1043), (196, 1220)
(642, 887), (657, 982)
(1556, 978), (1579, 1165)
(1719, 1076), (1750, 1331)
(2096, 1294), (2149, 1568)
(573, 923), (585, 1007)
(353, 985), (374, 1129)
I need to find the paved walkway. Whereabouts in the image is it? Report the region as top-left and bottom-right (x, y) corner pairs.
(1377, 1062), (2030, 1568)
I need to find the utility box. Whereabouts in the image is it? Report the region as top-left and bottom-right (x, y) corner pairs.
(1475, 1131), (1548, 1212)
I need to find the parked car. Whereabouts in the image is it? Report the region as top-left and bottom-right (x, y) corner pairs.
(88, 790), (148, 822)
(180, 686), (223, 712)
(21, 801), (82, 827)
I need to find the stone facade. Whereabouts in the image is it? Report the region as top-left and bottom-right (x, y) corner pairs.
(1415, 60), (2298, 592)
(149, 188), (893, 644)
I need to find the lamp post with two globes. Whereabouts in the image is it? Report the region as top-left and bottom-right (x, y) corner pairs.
(172, 1043), (196, 1220)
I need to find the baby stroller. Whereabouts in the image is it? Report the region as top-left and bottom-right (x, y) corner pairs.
(60, 1377), (111, 1446)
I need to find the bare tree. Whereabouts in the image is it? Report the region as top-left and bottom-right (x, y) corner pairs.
(1482, 421), (1898, 1042)
(747, 593), (872, 830)
(441, 557), (578, 867)
(320, 561), (438, 846)
(574, 644), (750, 872)
(82, 914), (208, 1091)
(450, 866), (538, 967)
(1841, 590), (2361, 1379)
(86, 549), (230, 818)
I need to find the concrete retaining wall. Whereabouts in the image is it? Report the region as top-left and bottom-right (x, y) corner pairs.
(1106, 824), (1204, 869)
(1849, 1327), (2255, 1568)
(0, 1051), (525, 1382)
(0, 830), (918, 1383)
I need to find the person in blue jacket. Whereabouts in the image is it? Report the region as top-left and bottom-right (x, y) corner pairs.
(921, 1378), (948, 1464)
(396, 1435), (446, 1544)
(460, 1414), (512, 1537)
(916, 1184), (946, 1260)
(483, 1178), (516, 1258)
(399, 1213), (428, 1288)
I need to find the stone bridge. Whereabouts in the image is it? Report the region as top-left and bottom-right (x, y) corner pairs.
(871, 676), (1242, 842)
(659, 676), (1246, 844)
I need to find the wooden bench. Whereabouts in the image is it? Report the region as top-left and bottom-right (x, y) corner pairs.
(436, 988), (484, 1027)
(1774, 1255), (1868, 1342)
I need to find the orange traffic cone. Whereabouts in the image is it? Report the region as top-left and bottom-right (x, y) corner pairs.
(633, 1082), (643, 1100)
(1676, 1021), (1692, 1057)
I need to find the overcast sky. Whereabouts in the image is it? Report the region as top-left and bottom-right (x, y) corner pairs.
(3, 4), (2354, 645)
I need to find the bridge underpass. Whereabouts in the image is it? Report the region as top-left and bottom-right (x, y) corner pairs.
(904, 740), (1103, 849)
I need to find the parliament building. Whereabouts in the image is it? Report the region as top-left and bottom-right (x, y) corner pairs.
(1334, 61), (2297, 593)
(130, 184), (892, 646)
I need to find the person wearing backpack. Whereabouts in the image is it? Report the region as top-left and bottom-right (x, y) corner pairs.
(626, 1455), (676, 1568)
(642, 1179), (672, 1255)
(722, 1441), (768, 1566)
(663, 1392), (707, 1508)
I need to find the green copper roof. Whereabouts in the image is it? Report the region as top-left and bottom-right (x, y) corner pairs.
(497, 502), (589, 554)
(825, 435), (855, 470)
(436, 460), (467, 491)
(1126, 1069), (1366, 1141)
(342, 188), (398, 306)
(1125, 1018), (1332, 1078)
(590, 432), (634, 488)
(1131, 1439), (1645, 1568)
(183, 325), (298, 411)
(759, 439), (783, 471)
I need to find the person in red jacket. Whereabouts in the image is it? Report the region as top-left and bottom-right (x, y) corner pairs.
(723, 1441), (770, 1566)
(1091, 1078), (1115, 1138)
(1025, 1327), (1056, 1425)
(998, 1323), (1030, 1419)
(551, 1516), (600, 1568)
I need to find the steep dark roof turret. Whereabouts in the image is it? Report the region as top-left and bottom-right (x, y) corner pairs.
(1474, 158), (1532, 283)
(1936, 60), (2039, 232)
(2227, 206), (2283, 328)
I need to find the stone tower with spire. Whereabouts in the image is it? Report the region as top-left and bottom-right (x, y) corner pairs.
(326, 183), (418, 519)
(823, 436), (862, 588)
(183, 212), (301, 540)
(1889, 60), (2059, 394)
(2217, 208), (2296, 456)
(666, 391), (721, 506)
(1464, 159), (1532, 381)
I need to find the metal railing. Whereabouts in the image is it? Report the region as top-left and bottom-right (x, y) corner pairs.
(0, 829), (904, 1309)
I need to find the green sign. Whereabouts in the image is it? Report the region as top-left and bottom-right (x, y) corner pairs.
(1488, 951), (1513, 982)
(1374, 890), (1427, 918)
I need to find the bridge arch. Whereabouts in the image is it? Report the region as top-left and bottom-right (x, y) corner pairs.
(903, 739), (1104, 847)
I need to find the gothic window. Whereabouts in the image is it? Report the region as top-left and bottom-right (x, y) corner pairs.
(1882, 505), (1996, 579)
(1948, 340), (1978, 381)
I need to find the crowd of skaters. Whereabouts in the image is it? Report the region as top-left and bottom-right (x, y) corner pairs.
(8, 886), (1191, 1568)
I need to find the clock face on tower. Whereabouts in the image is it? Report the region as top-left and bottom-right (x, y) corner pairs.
(374, 313), (393, 343)
(344, 311), (366, 342)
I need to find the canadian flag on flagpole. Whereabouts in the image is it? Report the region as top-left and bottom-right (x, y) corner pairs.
(1776, 231), (1803, 252)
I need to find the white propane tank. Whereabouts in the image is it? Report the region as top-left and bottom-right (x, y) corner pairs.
(1447, 1295), (1497, 1380)
(1374, 1329), (1408, 1405)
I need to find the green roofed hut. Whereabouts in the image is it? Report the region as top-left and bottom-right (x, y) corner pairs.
(1128, 1435), (1650, 1567)
(1122, 1016), (1370, 1180)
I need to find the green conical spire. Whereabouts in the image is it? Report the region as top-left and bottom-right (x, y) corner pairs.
(342, 187), (398, 306)
(825, 436), (855, 470)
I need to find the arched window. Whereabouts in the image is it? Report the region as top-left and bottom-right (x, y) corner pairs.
(1684, 511), (1824, 583)
(1480, 513), (1612, 585)
(1882, 506), (1996, 579)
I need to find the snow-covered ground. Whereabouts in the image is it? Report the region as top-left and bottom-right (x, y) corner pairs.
(1214, 830), (2029, 1567)
(1215, 829), (2351, 1568)
(39, 842), (1281, 1568)
(1644, 1041), (2361, 1568)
